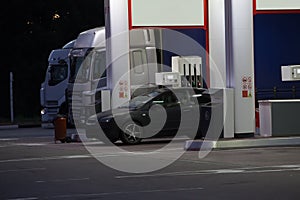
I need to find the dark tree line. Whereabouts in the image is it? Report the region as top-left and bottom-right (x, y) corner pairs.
(0, 0), (104, 122)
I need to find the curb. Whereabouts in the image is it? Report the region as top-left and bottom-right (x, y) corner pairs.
(0, 124), (41, 130)
(0, 125), (19, 130)
(184, 136), (300, 150)
(18, 124), (41, 128)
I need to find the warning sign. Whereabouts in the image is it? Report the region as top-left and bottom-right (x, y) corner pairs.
(242, 76), (252, 98)
(119, 80), (129, 98)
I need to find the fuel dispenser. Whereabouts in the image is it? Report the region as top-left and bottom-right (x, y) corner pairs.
(172, 56), (203, 88)
(156, 56), (234, 139)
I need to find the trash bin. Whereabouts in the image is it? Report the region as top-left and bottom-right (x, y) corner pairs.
(54, 115), (67, 143)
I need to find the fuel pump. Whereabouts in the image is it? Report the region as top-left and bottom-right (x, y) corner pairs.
(172, 56), (203, 88)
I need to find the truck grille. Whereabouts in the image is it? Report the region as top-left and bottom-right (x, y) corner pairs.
(46, 101), (58, 106)
(67, 89), (84, 123)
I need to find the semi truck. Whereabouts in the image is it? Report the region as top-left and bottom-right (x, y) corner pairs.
(67, 27), (161, 126)
(40, 40), (75, 128)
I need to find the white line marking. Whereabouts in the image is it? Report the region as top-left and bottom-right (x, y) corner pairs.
(85, 141), (104, 145)
(0, 138), (19, 141)
(7, 197), (38, 200)
(15, 143), (47, 146)
(115, 164), (300, 179)
(64, 155), (91, 159)
(50, 187), (203, 199)
(277, 165), (300, 168)
(35, 178), (90, 183)
(0, 155), (92, 163)
(35, 180), (45, 183)
(215, 169), (245, 174)
(0, 168), (46, 173)
(245, 168), (300, 174)
(0, 153), (125, 163)
(0, 142), (50, 148)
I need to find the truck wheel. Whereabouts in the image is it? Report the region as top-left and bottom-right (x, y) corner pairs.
(120, 121), (142, 145)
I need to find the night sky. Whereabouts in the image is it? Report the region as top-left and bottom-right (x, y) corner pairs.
(0, 0), (104, 121)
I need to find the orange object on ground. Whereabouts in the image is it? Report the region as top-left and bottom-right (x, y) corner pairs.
(54, 116), (67, 143)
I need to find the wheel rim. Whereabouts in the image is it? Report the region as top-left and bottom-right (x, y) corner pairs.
(123, 123), (142, 143)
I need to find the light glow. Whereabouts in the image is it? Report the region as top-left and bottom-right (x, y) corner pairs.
(131, 0), (205, 26)
(256, 0), (300, 10)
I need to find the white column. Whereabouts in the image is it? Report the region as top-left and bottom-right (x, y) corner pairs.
(231, 0), (255, 135)
(209, 0), (255, 136)
(209, 0), (234, 138)
(105, 0), (131, 108)
(209, 0), (227, 88)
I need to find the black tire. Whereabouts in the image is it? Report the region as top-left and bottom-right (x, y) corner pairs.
(120, 121), (142, 145)
(65, 136), (72, 143)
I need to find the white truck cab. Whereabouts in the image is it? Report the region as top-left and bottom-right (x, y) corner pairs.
(67, 27), (160, 125)
(40, 40), (75, 128)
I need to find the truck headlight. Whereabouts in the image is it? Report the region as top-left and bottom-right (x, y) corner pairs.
(41, 109), (46, 115)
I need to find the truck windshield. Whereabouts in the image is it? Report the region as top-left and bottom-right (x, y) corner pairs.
(49, 64), (68, 86)
(69, 55), (92, 83)
(92, 51), (107, 80)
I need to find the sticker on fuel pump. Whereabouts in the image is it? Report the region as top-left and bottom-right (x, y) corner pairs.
(242, 76), (252, 98)
(118, 80), (129, 98)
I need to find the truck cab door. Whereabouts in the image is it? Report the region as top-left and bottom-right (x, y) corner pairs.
(90, 50), (107, 113)
(130, 49), (149, 87)
(91, 50), (107, 90)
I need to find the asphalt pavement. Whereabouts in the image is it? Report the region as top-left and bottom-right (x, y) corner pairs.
(0, 127), (300, 200)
